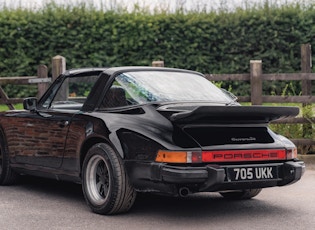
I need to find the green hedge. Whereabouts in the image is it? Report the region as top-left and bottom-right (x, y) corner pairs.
(1, 2), (315, 97)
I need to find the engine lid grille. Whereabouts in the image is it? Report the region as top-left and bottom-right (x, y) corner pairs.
(184, 126), (274, 146)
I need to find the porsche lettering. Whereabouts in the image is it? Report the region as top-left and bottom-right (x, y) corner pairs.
(213, 152), (279, 160)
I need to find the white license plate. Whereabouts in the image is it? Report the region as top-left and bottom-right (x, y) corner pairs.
(227, 166), (278, 181)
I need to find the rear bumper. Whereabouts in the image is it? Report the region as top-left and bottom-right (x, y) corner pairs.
(126, 160), (305, 195)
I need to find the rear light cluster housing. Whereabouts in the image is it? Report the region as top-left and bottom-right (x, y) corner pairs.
(155, 148), (297, 163)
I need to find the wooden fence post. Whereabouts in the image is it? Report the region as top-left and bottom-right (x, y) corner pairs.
(301, 44), (312, 139)
(250, 60), (263, 105)
(301, 44), (312, 96)
(37, 64), (48, 98)
(152, 61), (164, 67)
(52, 55), (67, 101)
(52, 55), (66, 81)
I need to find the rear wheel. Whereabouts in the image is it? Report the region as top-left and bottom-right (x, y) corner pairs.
(219, 189), (262, 200)
(82, 143), (136, 215)
(0, 137), (18, 185)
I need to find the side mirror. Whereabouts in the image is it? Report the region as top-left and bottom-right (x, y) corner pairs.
(23, 97), (38, 111)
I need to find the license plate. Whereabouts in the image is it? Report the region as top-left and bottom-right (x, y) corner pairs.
(227, 166), (278, 182)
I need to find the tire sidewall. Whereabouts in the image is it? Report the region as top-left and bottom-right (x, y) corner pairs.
(82, 143), (120, 214)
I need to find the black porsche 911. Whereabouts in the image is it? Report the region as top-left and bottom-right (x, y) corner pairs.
(0, 67), (305, 214)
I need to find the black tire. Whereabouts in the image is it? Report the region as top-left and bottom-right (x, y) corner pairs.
(82, 143), (136, 215)
(0, 136), (18, 185)
(219, 189), (262, 200)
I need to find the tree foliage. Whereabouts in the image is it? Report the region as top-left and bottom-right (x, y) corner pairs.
(0, 2), (315, 97)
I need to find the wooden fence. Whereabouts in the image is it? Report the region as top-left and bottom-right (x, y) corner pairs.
(0, 65), (50, 109)
(205, 44), (315, 148)
(1, 47), (314, 149)
(0, 55), (66, 109)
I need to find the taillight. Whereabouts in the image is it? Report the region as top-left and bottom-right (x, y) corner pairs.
(155, 151), (188, 163)
(156, 149), (288, 163)
(286, 148), (297, 160)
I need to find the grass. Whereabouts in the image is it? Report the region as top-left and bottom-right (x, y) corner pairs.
(0, 103), (23, 111)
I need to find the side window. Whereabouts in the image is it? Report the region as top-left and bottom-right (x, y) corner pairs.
(101, 80), (129, 108)
(41, 75), (100, 110)
(100, 73), (153, 109)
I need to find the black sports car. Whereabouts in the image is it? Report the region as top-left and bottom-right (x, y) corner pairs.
(0, 67), (305, 214)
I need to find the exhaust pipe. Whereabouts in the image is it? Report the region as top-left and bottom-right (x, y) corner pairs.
(179, 187), (190, 197)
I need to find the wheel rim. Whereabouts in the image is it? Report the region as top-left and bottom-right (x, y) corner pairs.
(85, 155), (111, 206)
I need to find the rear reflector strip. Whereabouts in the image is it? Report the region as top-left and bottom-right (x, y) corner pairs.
(156, 149), (287, 163)
(201, 149), (286, 162)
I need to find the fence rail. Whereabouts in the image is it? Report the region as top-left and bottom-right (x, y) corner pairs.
(0, 64), (50, 109)
(0, 47), (314, 149)
(204, 44), (315, 148)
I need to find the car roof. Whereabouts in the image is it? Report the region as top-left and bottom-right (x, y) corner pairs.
(64, 67), (108, 76)
(105, 66), (203, 76)
(63, 66), (203, 77)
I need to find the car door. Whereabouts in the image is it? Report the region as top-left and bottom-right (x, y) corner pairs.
(10, 69), (103, 169)
(11, 110), (73, 168)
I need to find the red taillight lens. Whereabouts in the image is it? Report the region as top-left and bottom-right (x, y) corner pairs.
(156, 149), (288, 163)
(202, 149), (286, 162)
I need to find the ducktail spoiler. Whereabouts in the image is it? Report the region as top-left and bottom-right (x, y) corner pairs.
(170, 106), (299, 124)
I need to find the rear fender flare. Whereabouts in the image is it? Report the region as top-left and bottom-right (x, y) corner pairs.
(80, 135), (125, 173)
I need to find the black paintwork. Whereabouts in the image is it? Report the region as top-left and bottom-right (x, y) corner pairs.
(170, 105), (300, 124)
(0, 67), (305, 196)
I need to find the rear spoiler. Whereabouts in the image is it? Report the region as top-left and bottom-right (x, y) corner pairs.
(170, 106), (299, 124)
